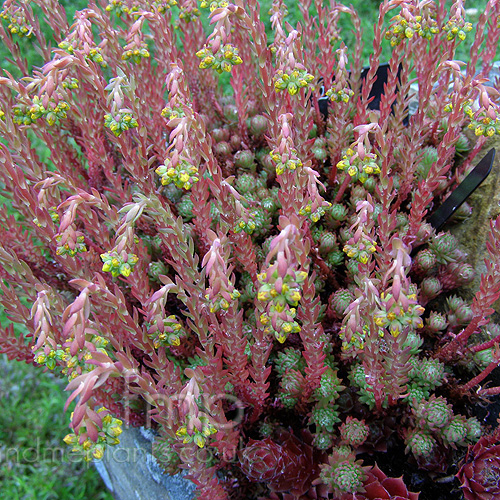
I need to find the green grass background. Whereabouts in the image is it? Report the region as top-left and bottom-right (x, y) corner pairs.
(0, 1), (492, 498)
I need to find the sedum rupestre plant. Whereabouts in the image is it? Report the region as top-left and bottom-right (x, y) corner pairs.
(1, 0), (500, 498)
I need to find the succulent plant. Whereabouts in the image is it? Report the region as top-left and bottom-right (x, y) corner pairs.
(360, 464), (420, 500)
(457, 435), (500, 500)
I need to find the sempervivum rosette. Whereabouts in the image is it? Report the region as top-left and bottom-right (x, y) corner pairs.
(362, 464), (419, 499)
(457, 435), (500, 500)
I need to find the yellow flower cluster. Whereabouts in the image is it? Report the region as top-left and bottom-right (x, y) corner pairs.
(326, 87), (354, 103)
(148, 315), (184, 348)
(336, 148), (380, 183)
(299, 202), (331, 224)
(374, 292), (425, 337)
(270, 148), (302, 176)
(343, 235), (377, 264)
(463, 101), (500, 137)
(155, 159), (199, 190)
(13, 97), (70, 127)
(55, 234), (87, 257)
(385, 13), (439, 46)
(101, 251), (139, 278)
(196, 44), (242, 74)
(274, 69), (314, 96)
(122, 47), (150, 63)
(0, 7), (32, 38)
(59, 42), (107, 67)
(176, 415), (217, 448)
(104, 112), (138, 136)
(63, 408), (122, 462)
(200, 0), (229, 12)
(443, 18), (472, 41)
(257, 269), (307, 343)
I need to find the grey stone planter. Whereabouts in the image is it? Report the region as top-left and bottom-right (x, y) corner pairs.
(94, 426), (195, 500)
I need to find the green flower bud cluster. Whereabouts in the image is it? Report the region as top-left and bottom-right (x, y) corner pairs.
(257, 269), (307, 343)
(405, 428), (436, 457)
(339, 417), (369, 447)
(463, 101), (500, 137)
(148, 315), (184, 348)
(177, 6), (201, 24)
(408, 357), (445, 391)
(279, 368), (305, 408)
(200, 0), (229, 11)
(206, 288), (241, 313)
(55, 234), (87, 257)
(234, 215), (256, 235)
(313, 431), (334, 450)
(274, 347), (306, 377)
(402, 331), (424, 355)
(373, 292), (425, 337)
(151, 0), (178, 13)
(175, 415), (217, 448)
(442, 18), (472, 41)
(122, 47), (150, 63)
(196, 44), (242, 74)
(62, 78), (79, 90)
(106, 0), (177, 16)
(64, 407), (123, 462)
(328, 288), (353, 319)
(104, 111), (138, 136)
(274, 69), (314, 96)
(155, 159), (199, 190)
(336, 148), (380, 181)
(314, 367), (344, 401)
(101, 251), (139, 277)
(413, 395), (453, 432)
(35, 335), (109, 378)
(319, 455), (367, 496)
(326, 86), (354, 103)
(13, 96), (70, 127)
(34, 346), (68, 370)
(310, 406), (340, 432)
(270, 148), (303, 175)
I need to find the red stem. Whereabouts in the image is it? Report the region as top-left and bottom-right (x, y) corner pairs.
(334, 174), (351, 203)
(460, 360), (499, 392)
(470, 335), (500, 353)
